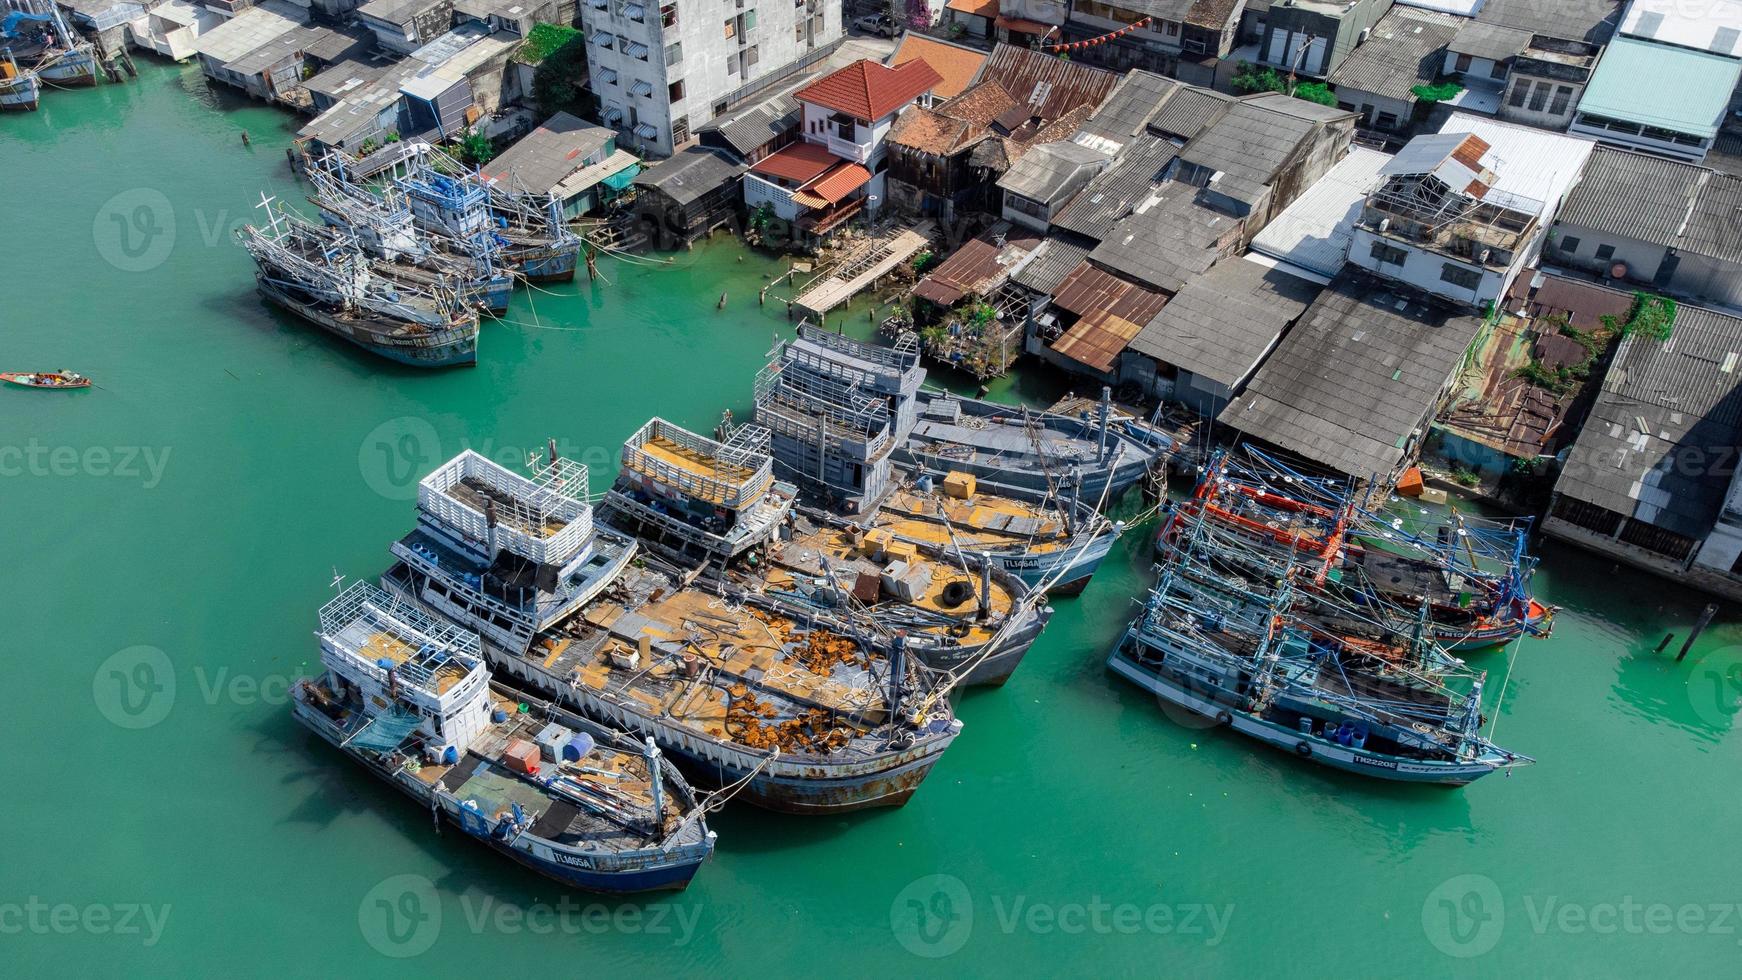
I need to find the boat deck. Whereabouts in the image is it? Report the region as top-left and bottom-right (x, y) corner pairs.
(446, 475), (570, 538)
(626, 435), (757, 506)
(874, 487), (1070, 555)
(523, 566), (907, 760)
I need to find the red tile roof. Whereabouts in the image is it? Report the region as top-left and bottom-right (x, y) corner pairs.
(794, 162), (873, 207)
(795, 58), (942, 122)
(945, 0), (998, 16)
(889, 34), (988, 100)
(749, 141), (840, 183)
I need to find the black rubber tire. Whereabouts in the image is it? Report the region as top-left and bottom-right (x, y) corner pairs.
(938, 580), (975, 608)
(1215, 711), (1233, 726)
(1295, 741), (1313, 757)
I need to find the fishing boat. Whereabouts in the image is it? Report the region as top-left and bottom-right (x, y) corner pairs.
(389, 142), (581, 283)
(3, 3), (96, 87)
(754, 324), (1122, 596)
(307, 161), (514, 316)
(293, 581), (716, 892)
(598, 416), (1050, 687)
(1109, 551), (1532, 786)
(0, 49), (37, 110)
(1158, 450), (1553, 651)
(236, 195), (480, 368)
(381, 447), (963, 814)
(1, 371), (89, 389)
(897, 385), (1169, 506)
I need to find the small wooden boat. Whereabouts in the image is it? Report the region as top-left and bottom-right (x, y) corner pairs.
(1, 371), (91, 389)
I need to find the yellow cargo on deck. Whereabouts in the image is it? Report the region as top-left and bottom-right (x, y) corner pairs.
(942, 472), (976, 499)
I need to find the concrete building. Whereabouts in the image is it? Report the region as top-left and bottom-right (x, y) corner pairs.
(1325, 5), (1461, 132)
(998, 140), (1107, 231)
(1440, 3), (1615, 131)
(1255, 0), (1395, 80)
(742, 58), (940, 237)
(1551, 147), (1742, 310)
(1545, 301), (1742, 601)
(1570, 35), (1742, 163)
(1059, 0), (1248, 84)
(1347, 113), (1594, 310)
(481, 111), (641, 216)
(579, 0), (841, 159)
(190, 0), (307, 91)
(356, 0), (456, 55)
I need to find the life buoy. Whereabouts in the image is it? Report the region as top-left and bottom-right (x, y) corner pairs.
(1295, 741), (1313, 757)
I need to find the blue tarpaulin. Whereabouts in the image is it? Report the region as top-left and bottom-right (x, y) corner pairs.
(349, 709), (424, 752)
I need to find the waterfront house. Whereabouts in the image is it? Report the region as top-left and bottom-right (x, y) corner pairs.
(214, 23), (373, 106)
(1219, 272), (1485, 481)
(481, 111), (641, 216)
(885, 43), (1115, 221)
(696, 83), (804, 165)
(191, 0), (307, 92)
(1550, 147), (1742, 311)
(1544, 301), (1742, 601)
(1324, 5), (1462, 134)
(127, 0), (224, 61)
(1347, 113), (1594, 311)
(633, 145), (748, 248)
(998, 140), (1107, 232)
(1125, 256), (1320, 413)
(742, 57), (941, 239)
(579, 0), (841, 159)
(356, 0), (456, 55)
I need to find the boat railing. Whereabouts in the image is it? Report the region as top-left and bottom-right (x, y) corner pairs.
(319, 581), (488, 701)
(418, 451), (594, 567)
(621, 417), (774, 511)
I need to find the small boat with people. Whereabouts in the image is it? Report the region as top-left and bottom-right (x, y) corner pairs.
(2, 370), (90, 389)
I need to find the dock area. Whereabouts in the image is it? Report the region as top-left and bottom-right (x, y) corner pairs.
(792, 222), (934, 323)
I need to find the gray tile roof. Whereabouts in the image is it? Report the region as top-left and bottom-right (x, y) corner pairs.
(357, 0), (447, 25)
(1177, 97), (1321, 204)
(633, 145), (747, 206)
(997, 140), (1106, 202)
(1679, 172), (1742, 264)
(1128, 258), (1322, 388)
(1051, 135), (1180, 242)
(1146, 86), (1234, 142)
(1009, 237), (1093, 295)
(480, 112), (615, 195)
(1554, 303), (1742, 539)
(1074, 70), (1180, 151)
(1087, 182), (1236, 292)
(1219, 275), (1484, 479)
(1558, 147), (1706, 248)
(1448, 20), (1532, 62)
(1476, 0), (1622, 44)
(1326, 6), (1464, 104)
(696, 86), (802, 158)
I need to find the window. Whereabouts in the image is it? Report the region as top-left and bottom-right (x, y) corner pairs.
(1594, 244), (1615, 263)
(1454, 53), (1472, 73)
(1548, 85), (1573, 116)
(723, 17), (734, 39)
(1369, 241), (1408, 266)
(665, 41), (682, 65)
(1489, 58), (1508, 80)
(1527, 82), (1549, 112)
(1006, 193), (1048, 220)
(1375, 112), (1398, 130)
(1439, 263), (1482, 290)
(668, 79), (684, 102)
(1508, 79), (1530, 108)
(1164, 20), (1178, 36)
(1559, 235), (1581, 254)
(660, 2), (677, 27)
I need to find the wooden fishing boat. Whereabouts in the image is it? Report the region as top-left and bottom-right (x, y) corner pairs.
(1, 371), (90, 389)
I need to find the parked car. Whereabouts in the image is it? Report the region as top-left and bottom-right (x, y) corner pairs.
(852, 12), (898, 37)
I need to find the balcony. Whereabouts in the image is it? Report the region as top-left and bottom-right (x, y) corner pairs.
(825, 131), (872, 164)
(799, 196), (865, 235)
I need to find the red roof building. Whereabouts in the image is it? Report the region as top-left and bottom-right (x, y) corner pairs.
(795, 58), (942, 122)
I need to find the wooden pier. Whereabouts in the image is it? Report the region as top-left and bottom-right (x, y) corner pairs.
(791, 222), (934, 323)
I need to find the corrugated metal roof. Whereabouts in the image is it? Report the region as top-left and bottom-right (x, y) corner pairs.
(1052, 135), (1179, 242)
(1557, 146), (1706, 247)
(913, 222), (1043, 306)
(1326, 6), (1463, 104)
(997, 140), (1105, 201)
(1049, 262), (1171, 373)
(634, 145), (747, 205)
(1555, 302), (1742, 538)
(1620, 0), (1742, 56)
(1219, 274), (1484, 479)
(1129, 256), (1322, 388)
(1476, 0), (1621, 45)
(1073, 71), (1180, 154)
(1441, 111), (1594, 220)
(1250, 145), (1391, 278)
(1447, 20), (1532, 61)
(1087, 181), (1235, 292)
(1177, 96), (1343, 205)
(1008, 237), (1092, 295)
(192, 0), (307, 64)
(979, 42), (1120, 122)
(478, 111), (616, 194)
(1679, 171), (1742, 264)
(1577, 35), (1742, 139)
(1146, 86), (1233, 142)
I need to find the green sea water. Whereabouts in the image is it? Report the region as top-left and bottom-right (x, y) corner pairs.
(5, 62), (1742, 977)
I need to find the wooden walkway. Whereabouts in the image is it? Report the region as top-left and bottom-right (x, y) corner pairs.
(793, 222), (934, 322)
